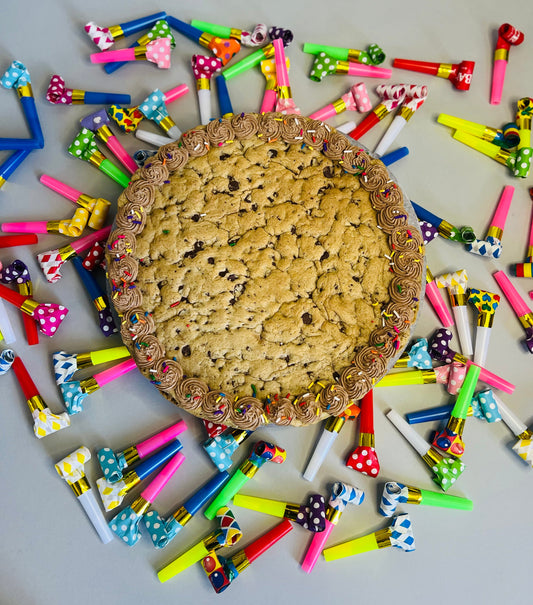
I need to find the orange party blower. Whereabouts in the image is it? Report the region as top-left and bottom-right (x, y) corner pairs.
(393, 58), (475, 90)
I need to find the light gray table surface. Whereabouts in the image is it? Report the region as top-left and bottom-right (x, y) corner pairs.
(1, 1), (532, 604)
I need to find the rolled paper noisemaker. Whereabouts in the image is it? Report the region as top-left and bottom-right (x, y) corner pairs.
(1, 218), (78, 237)
(432, 364), (481, 457)
(308, 83), (370, 122)
(37, 225), (112, 283)
(203, 427), (252, 471)
(323, 513), (415, 561)
(268, 26), (294, 47)
(301, 482), (365, 573)
(491, 24), (525, 105)
(308, 52), (392, 83)
(0, 150), (32, 190)
(513, 189), (533, 277)
(466, 186), (514, 259)
(428, 327), (515, 393)
(468, 289), (500, 366)
(393, 57), (475, 90)
(11, 355), (70, 437)
(345, 390), (380, 477)
(190, 20), (268, 47)
(437, 113), (507, 147)
(216, 75), (233, 117)
(192, 55), (222, 125)
(68, 128), (130, 188)
(45, 75), (130, 106)
(144, 472), (231, 549)
(84, 12), (168, 50)
(1, 60), (44, 148)
(303, 42), (386, 65)
(348, 84), (407, 141)
(96, 439), (183, 512)
(157, 506), (243, 583)
(71, 256), (118, 337)
(492, 392), (533, 467)
(80, 109), (137, 174)
(103, 18), (176, 74)
(133, 149), (157, 168)
(259, 58), (280, 113)
(435, 270), (472, 356)
(493, 269), (533, 354)
(514, 98), (533, 178)
(98, 420), (187, 482)
(379, 481), (472, 517)
(90, 38), (172, 69)
(502, 122), (521, 148)
(394, 338), (433, 369)
(109, 451), (185, 546)
(204, 440), (286, 520)
(59, 357), (137, 415)
(386, 409), (465, 491)
(302, 402), (360, 481)
(201, 518), (293, 593)
(410, 200), (476, 244)
(452, 129), (517, 172)
(273, 38), (300, 115)
(138, 89), (182, 138)
(55, 446), (114, 544)
(53, 345), (130, 385)
(374, 85), (428, 156)
(0, 349), (15, 373)
(40, 174), (111, 230)
(233, 493), (326, 532)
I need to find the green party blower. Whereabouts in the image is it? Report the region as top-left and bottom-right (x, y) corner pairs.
(379, 481), (472, 516)
(222, 43), (276, 80)
(303, 42), (385, 64)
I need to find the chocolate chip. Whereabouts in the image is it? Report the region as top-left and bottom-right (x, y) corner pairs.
(268, 149), (278, 158)
(228, 177), (240, 191)
(320, 251), (329, 261)
(219, 269), (228, 277)
(191, 214), (201, 222)
(323, 166), (334, 178)
(220, 153), (230, 160)
(228, 274), (238, 282)
(181, 345), (191, 357)
(208, 257), (215, 265)
(291, 226), (297, 234)
(302, 312), (312, 325)
(251, 204), (258, 211)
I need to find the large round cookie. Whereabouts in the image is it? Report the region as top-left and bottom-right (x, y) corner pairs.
(107, 113), (424, 429)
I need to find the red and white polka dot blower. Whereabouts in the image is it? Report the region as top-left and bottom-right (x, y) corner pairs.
(345, 389), (380, 477)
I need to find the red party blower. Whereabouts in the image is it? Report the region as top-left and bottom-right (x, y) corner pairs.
(393, 58), (475, 90)
(345, 389), (380, 477)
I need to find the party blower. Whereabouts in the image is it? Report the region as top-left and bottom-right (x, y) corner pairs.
(68, 128), (130, 188)
(203, 426), (252, 472)
(157, 506), (243, 583)
(98, 420), (187, 483)
(493, 269), (533, 353)
(143, 472), (231, 549)
(431, 364), (481, 457)
(90, 38), (173, 70)
(302, 402), (360, 482)
(303, 42), (386, 65)
(308, 83), (371, 122)
(437, 113), (510, 147)
(97, 439), (183, 512)
(204, 441), (286, 520)
(0, 283), (68, 337)
(190, 20), (270, 47)
(10, 354), (70, 437)
(40, 175), (111, 230)
(301, 482), (364, 573)
(216, 74), (234, 117)
(466, 186), (514, 258)
(259, 58), (282, 113)
(435, 270), (472, 356)
(59, 357), (137, 415)
(379, 481), (472, 516)
(53, 345), (130, 385)
(137, 89), (183, 138)
(425, 267), (455, 327)
(46, 75), (130, 106)
(386, 409), (465, 491)
(348, 84), (407, 141)
(492, 393), (533, 467)
(37, 225), (112, 283)
(410, 200), (476, 244)
(374, 85), (428, 156)
(345, 390), (380, 477)
(513, 188), (533, 277)
(323, 514), (415, 561)
(0, 150), (32, 189)
(222, 42), (284, 81)
(201, 518), (293, 593)
(233, 493), (326, 532)
(109, 451), (185, 546)
(514, 97), (533, 178)
(55, 446), (114, 544)
(84, 12), (168, 50)
(273, 38), (299, 114)
(490, 24), (525, 105)
(468, 289), (500, 367)
(308, 52), (392, 83)
(1, 213), (87, 238)
(192, 55), (222, 124)
(452, 130), (517, 173)
(378, 362), (465, 395)
(394, 338), (433, 370)
(393, 57), (475, 90)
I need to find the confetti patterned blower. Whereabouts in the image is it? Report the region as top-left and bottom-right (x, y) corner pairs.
(348, 84), (407, 141)
(386, 409), (465, 491)
(84, 12), (168, 50)
(55, 446), (114, 544)
(435, 270), (473, 356)
(273, 38), (299, 114)
(308, 52), (392, 83)
(192, 55), (222, 124)
(203, 427), (252, 471)
(308, 83), (371, 122)
(301, 482), (364, 573)
(465, 186), (514, 258)
(323, 514), (415, 561)
(346, 390), (380, 477)
(157, 506), (243, 582)
(512, 188), (533, 277)
(52, 345), (130, 385)
(46, 75), (130, 106)
(97, 439), (183, 512)
(204, 441), (286, 520)
(11, 355), (70, 437)
(98, 420), (186, 483)
(468, 289), (500, 366)
(379, 481), (472, 516)
(491, 24), (525, 105)
(492, 393), (533, 467)
(59, 357), (137, 414)
(201, 518), (293, 593)
(90, 38), (172, 69)
(109, 451), (185, 546)
(410, 200), (476, 244)
(233, 493), (326, 532)
(393, 57), (475, 90)
(493, 270), (533, 353)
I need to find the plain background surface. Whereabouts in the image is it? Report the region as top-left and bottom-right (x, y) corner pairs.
(1, 1), (532, 604)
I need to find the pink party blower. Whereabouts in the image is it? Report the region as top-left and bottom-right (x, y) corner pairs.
(490, 24), (525, 105)
(309, 83), (371, 122)
(493, 270), (533, 353)
(426, 266), (454, 327)
(273, 38), (299, 114)
(90, 38), (172, 69)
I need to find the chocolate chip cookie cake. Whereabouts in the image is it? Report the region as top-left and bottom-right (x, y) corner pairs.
(107, 112), (424, 429)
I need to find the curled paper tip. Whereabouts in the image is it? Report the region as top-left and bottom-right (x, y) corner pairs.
(346, 446), (380, 477)
(97, 476), (128, 511)
(0, 348), (15, 374)
(432, 427), (465, 457)
(330, 481), (365, 510)
(241, 23), (268, 47)
(203, 432), (242, 471)
(133, 149), (157, 168)
(432, 457), (465, 491)
(406, 338), (433, 369)
(419, 220), (439, 244)
(34, 303), (68, 336)
(98, 308), (118, 336)
(82, 241), (106, 271)
(143, 509), (173, 548)
(108, 105), (144, 132)
(55, 446), (91, 482)
(46, 75), (75, 104)
(192, 55), (222, 80)
(295, 494), (327, 532)
(1, 60), (31, 89)
(466, 236), (503, 258)
(203, 419), (228, 439)
(379, 482), (409, 517)
(80, 107), (110, 131)
(60, 381), (87, 414)
(33, 407), (70, 437)
(0, 259), (31, 284)
(109, 506), (143, 546)
(268, 26), (293, 46)
(97, 447), (126, 483)
(68, 128), (99, 161)
(275, 97), (300, 115)
(390, 513), (416, 551)
(428, 328), (456, 364)
(84, 21), (114, 50)
(207, 37), (240, 66)
(471, 389), (502, 422)
(53, 350), (77, 384)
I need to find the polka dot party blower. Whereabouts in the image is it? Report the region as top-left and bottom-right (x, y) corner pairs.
(348, 84), (407, 141)
(46, 75), (130, 106)
(345, 390), (380, 477)
(191, 55), (222, 124)
(308, 83), (372, 122)
(303, 42), (386, 65)
(435, 270), (472, 357)
(393, 56), (475, 90)
(90, 37), (173, 70)
(490, 24), (524, 105)
(308, 51), (392, 83)
(190, 19), (269, 47)
(203, 426), (253, 472)
(514, 97), (533, 178)
(84, 11), (168, 50)
(379, 481), (472, 516)
(0, 260), (39, 346)
(259, 58), (287, 113)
